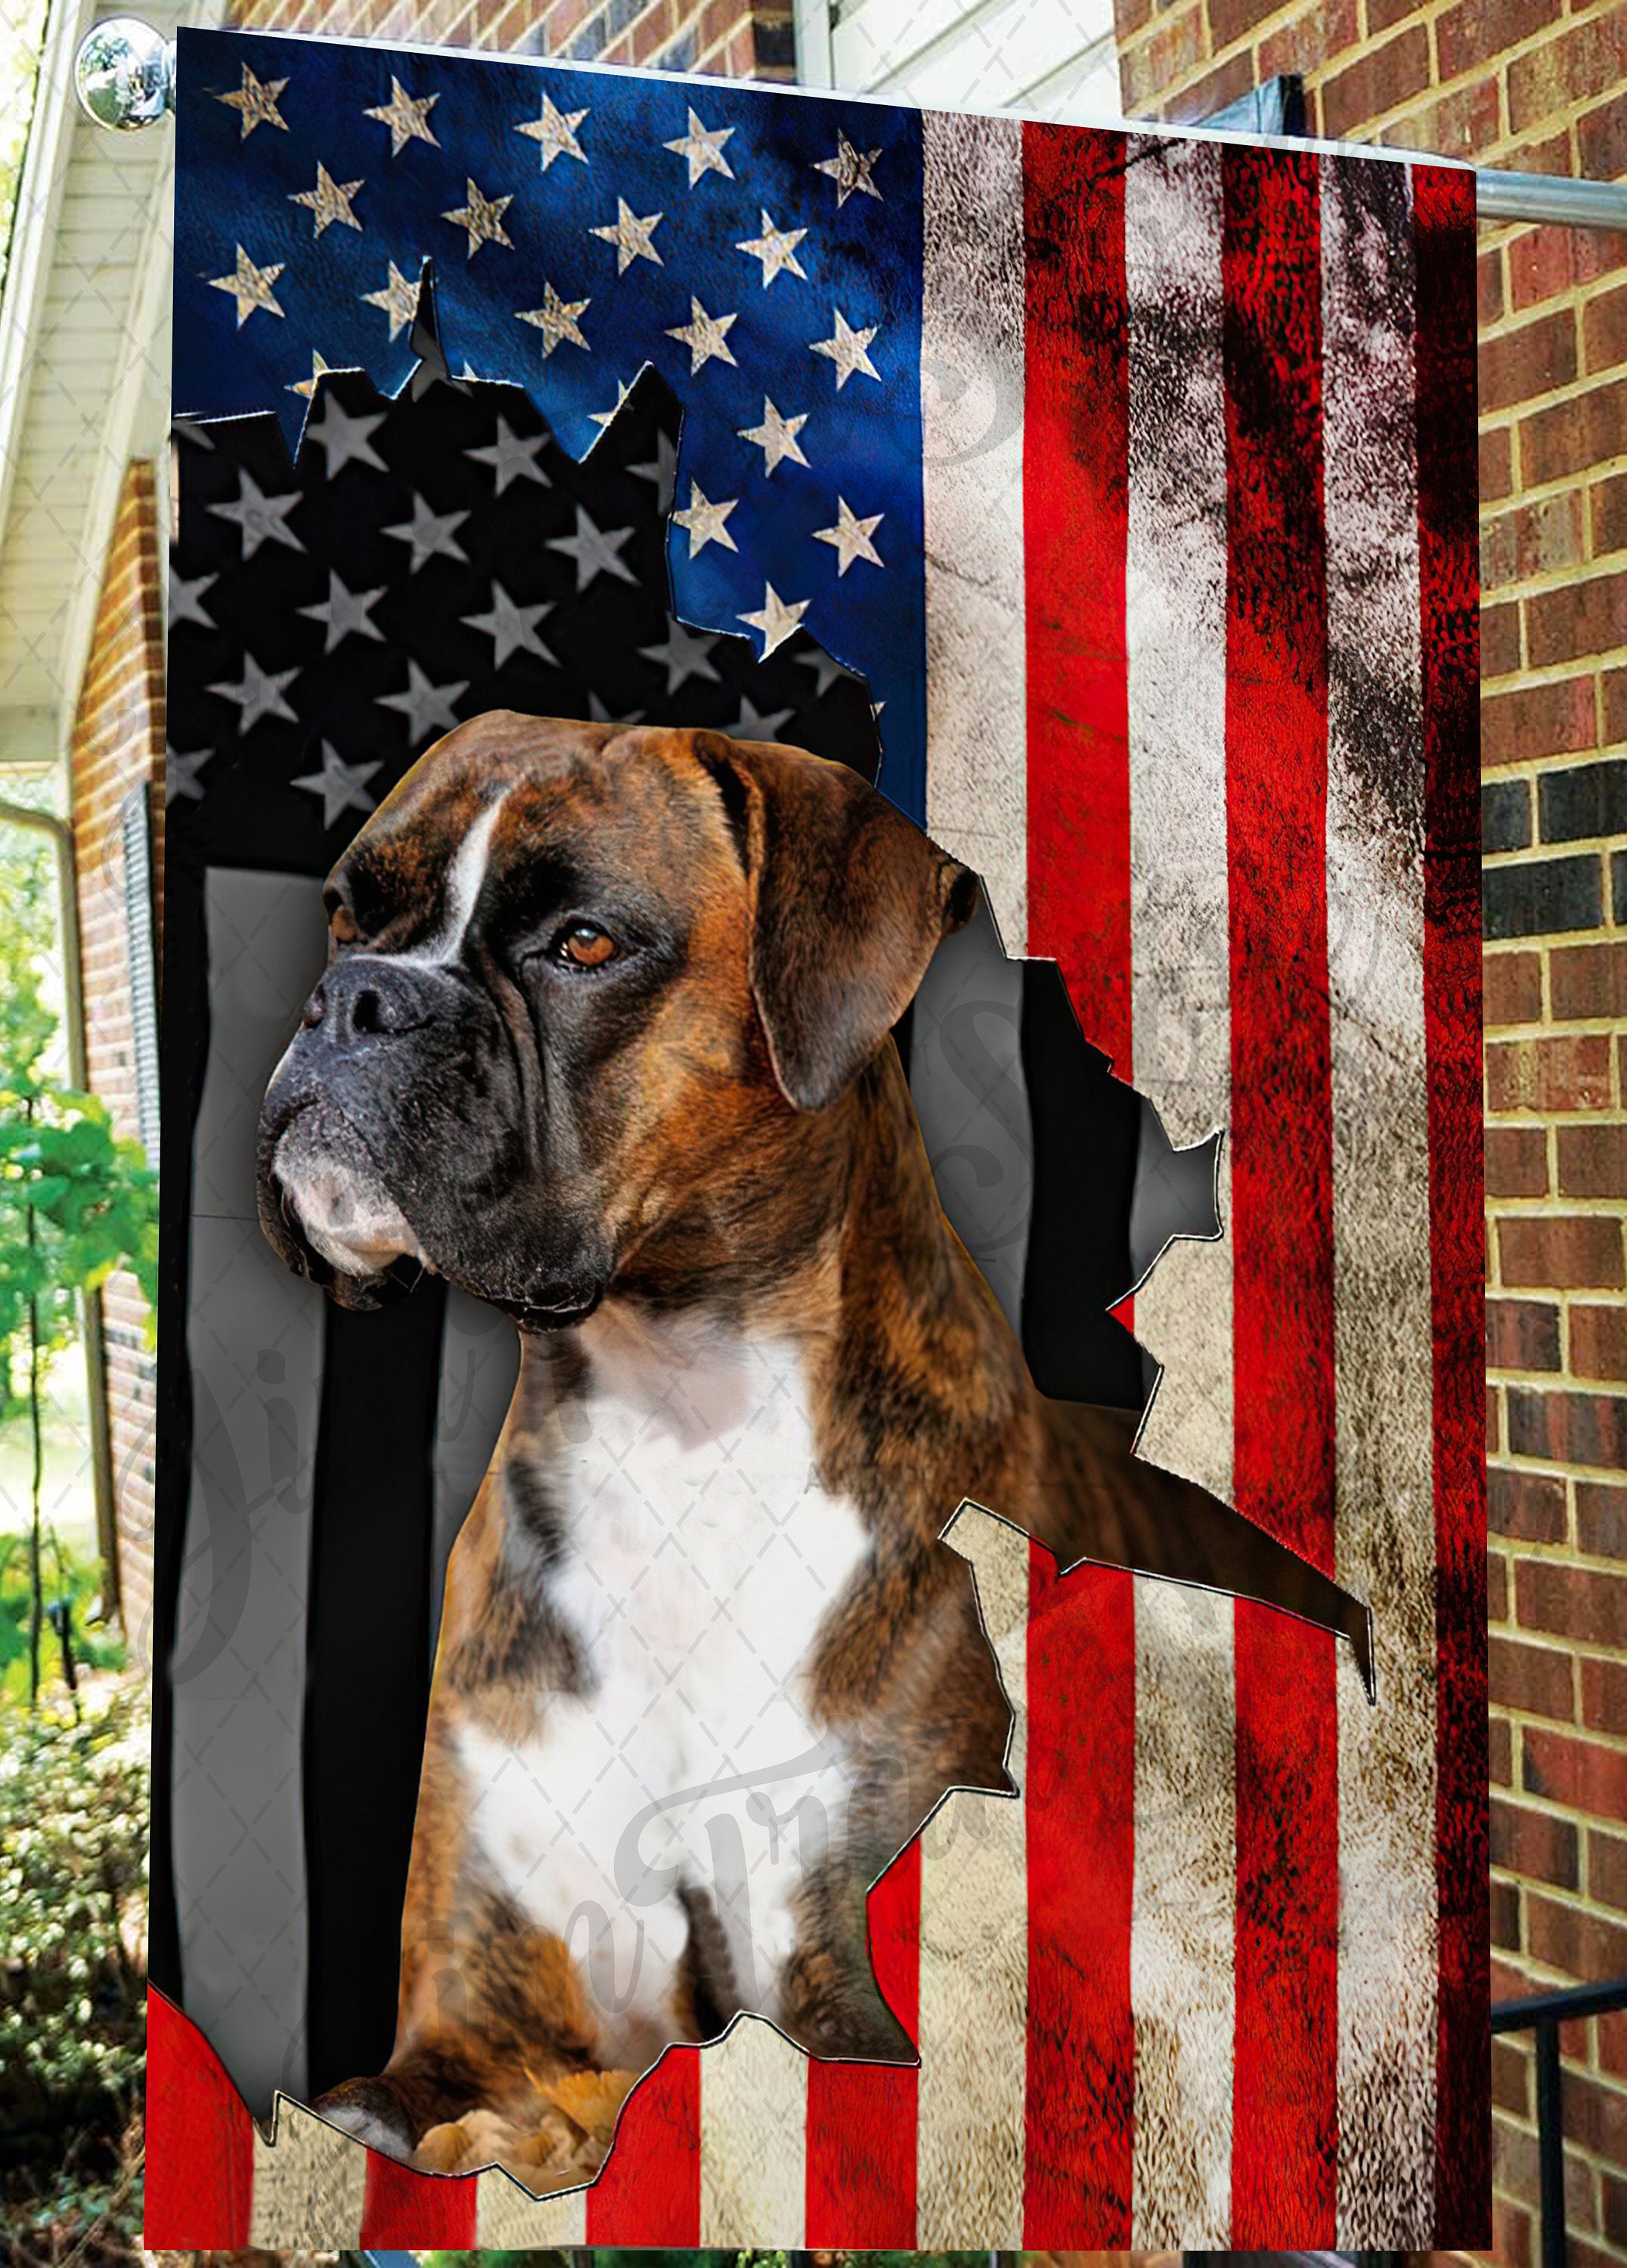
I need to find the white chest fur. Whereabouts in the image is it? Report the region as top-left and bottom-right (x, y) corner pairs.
(457, 1310), (869, 2060)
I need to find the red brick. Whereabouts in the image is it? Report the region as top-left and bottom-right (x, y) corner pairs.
(1495, 2197), (1533, 2268)
(1510, 1386), (1627, 1467)
(1528, 1888), (1627, 1984)
(1482, 598), (1523, 677)
(1487, 1123), (1549, 1195)
(1558, 1123), (1627, 1198)
(1490, 1464), (1568, 1541)
(1488, 1036), (1616, 1114)
(1483, 490), (1585, 589)
(1494, 1794), (1581, 1887)
(1436, 0), (1559, 75)
(1492, 1633), (1577, 1720)
(1603, 2008), (1627, 2076)
(1483, 423), (1514, 503)
(1199, 0), (1278, 43)
(1607, 668), (1627, 747)
(1485, 950), (1545, 1025)
(1492, 1706), (1514, 1783)
(1522, 380), (1627, 491)
(1597, 1832), (1627, 1914)
(1482, 308), (1579, 414)
(1492, 1874), (1522, 1950)
(1499, 1215), (1624, 1289)
(1491, 1548), (1511, 1622)
(1511, 222), (1585, 314)
(1526, 569), (1627, 668)
(1579, 90), (1627, 182)
(1519, 1559), (1627, 1648)
(1508, 9), (1627, 135)
(1378, 72), (1498, 158)
(1494, 2034), (1530, 2118)
(1578, 1480), (1627, 1560)
(1489, 1298), (1563, 1373)
(1552, 940), (1627, 1020)
(1258, 0), (1358, 81)
(1321, 26), (1430, 134)
(1164, 51), (1257, 123)
(1583, 1657), (1627, 1737)
(1479, 247), (1505, 327)
(1585, 280), (1627, 375)
(1560, 2063), (1627, 2161)
(1573, 1303), (1627, 1384)
(1607, 2171), (1627, 2248)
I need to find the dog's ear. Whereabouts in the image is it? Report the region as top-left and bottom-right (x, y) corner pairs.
(699, 736), (978, 1112)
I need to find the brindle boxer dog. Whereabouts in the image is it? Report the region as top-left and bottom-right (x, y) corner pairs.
(257, 709), (1371, 2177)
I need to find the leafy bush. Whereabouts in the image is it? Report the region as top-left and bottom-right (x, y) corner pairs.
(0, 1679), (146, 2264)
(0, 1531), (124, 1708)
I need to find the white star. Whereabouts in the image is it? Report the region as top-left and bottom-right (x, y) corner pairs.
(365, 76), (439, 156)
(797, 646), (852, 697)
(360, 260), (421, 340)
(515, 281), (590, 357)
(383, 494), (469, 572)
(813, 495), (885, 575)
(736, 209), (807, 288)
(810, 307), (880, 390)
(207, 244), (284, 327)
(442, 178), (514, 259)
(169, 569), (216, 628)
(589, 691), (646, 727)
(298, 569), (386, 653)
(218, 65), (287, 138)
(378, 662), (468, 745)
(738, 396), (810, 476)
(516, 93), (588, 170)
(663, 106), (735, 187)
(293, 742), (381, 829)
(665, 296), (738, 376)
(165, 747), (212, 805)
(547, 504), (636, 591)
(302, 393), (386, 477)
(590, 198), (664, 274)
(813, 129), (882, 206)
(287, 351), (342, 400)
(465, 416), (549, 493)
(589, 379), (637, 432)
(727, 695), (795, 740)
(629, 431), (677, 512)
(209, 655), (300, 733)
(209, 469), (304, 559)
(640, 617), (720, 693)
(289, 162), (364, 237)
(739, 581), (808, 658)
(670, 480), (738, 558)
(463, 583), (556, 669)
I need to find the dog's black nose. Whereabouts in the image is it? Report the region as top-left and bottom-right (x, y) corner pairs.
(302, 957), (436, 1041)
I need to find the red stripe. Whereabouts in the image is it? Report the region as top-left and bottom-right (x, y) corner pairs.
(142, 1988), (255, 2247)
(1024, 1545), (1136, 2243)
(360, 2151), (477, 2245)
(584, 2043), (702, 2242)
(1413, 159), (1490, 2248)
(1023, 121), (1132, 1077)
(805, 1836), (920, 2245)
(1221, 145), (1339, 2246)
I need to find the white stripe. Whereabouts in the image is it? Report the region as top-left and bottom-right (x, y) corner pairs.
(1122, 134), (1238, 2250)
(698, 2015), (808, 2243)
(916, 1503), (1028, 2248)
(1322, 153), (1438, 2246)
(921, 107), (1027, 956)
(248, 2096), (367, 2247)
(475, 2166), (588, 2243)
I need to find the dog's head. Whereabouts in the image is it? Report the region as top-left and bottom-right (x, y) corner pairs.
(256, 711), (975, 1325)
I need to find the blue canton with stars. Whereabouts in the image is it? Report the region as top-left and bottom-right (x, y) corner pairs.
(173, 28), (928, 820)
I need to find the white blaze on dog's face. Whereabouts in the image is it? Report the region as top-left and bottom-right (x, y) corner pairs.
(256, 711), (975, 1328)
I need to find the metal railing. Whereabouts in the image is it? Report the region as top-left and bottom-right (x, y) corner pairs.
(1493, 1974), (1627, 2268)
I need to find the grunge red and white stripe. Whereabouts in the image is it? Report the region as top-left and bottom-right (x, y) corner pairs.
(150, 110), (1484, 2253)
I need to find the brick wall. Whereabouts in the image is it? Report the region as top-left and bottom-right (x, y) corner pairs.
(225, 0), (792, 79)
(70, 458), (165, 1658)
(1113, 0), (1627, 2260)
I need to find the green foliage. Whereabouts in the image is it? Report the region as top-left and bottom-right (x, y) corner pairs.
(0, 1682), (146, 2268)
(0, 1531), (124, 1707)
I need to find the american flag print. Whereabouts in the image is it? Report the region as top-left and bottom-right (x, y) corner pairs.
(157, 26), (1486, 2251)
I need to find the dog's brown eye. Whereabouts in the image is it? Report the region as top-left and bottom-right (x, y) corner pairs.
(330, 906), (361, 945)
(559, 923), (618, 968)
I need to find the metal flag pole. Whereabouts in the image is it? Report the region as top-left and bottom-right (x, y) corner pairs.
(65, 11), (1627, 231)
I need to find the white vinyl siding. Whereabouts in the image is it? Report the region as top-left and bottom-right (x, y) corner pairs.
(814, 0), (1120, 124)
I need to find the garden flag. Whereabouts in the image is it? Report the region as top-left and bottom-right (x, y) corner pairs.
(152, 23), (1486, 2251)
